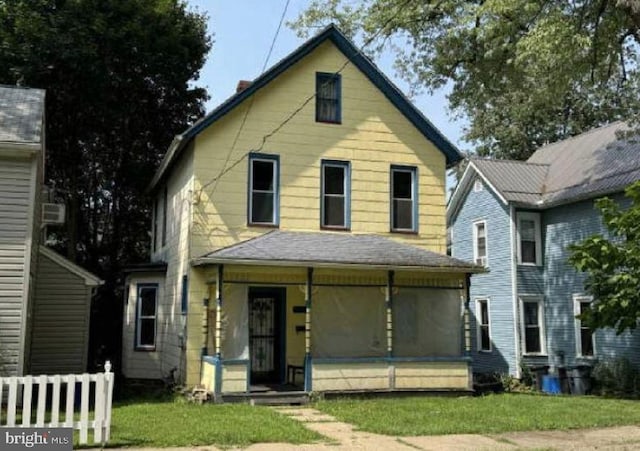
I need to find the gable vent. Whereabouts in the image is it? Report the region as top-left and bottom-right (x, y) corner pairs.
(42, 203), (66, 225)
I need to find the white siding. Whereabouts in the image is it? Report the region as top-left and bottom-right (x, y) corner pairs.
(0, 157), (33, 376)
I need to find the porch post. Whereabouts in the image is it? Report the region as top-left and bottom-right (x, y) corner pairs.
(462, 274), (472, 356)
(304, 267), (313, 392)
(386, 270), (395, 390)
(214, 264), (224, 396)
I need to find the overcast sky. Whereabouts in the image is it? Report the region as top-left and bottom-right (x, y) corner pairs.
(185, 0), (467, 153)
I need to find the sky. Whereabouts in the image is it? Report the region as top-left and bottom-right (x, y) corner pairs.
(185, 0), (468, 152)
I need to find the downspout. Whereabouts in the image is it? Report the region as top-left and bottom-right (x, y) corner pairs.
(510, 205), (521, 378)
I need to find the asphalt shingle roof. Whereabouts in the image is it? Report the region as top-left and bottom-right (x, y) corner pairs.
(0, 85), (45, 144)
(469, 121), (640, 207)
(194, 230), (478, 271)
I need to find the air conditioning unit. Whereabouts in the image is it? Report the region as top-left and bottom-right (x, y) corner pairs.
(476, 256), (487, 266)
(42, 203), (66, 225)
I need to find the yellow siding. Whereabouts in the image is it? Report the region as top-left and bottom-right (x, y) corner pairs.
(201, 359), (215, 392)
(312, 363), (389, 391)
(286, 285), (305, 367)
(394, 362), (471, 390)
(222, 363), (247, 393)
(191, 40), (447, 259)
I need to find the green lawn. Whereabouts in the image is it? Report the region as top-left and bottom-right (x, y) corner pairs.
(103, 397), (323, 448)
(315, 394), (640, 436)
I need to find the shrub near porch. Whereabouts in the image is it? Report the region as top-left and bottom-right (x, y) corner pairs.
(316, 394), (640, 436)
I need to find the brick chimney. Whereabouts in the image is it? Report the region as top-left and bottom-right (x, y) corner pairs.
(236, 80), (251, 93)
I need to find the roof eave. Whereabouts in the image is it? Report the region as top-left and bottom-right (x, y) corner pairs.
(191, 256), (483, 273)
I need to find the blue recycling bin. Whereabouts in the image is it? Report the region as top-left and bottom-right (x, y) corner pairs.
(542, 375), (561, 394)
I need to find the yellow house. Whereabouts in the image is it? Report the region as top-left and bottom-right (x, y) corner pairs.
(122, 25), (479, 400)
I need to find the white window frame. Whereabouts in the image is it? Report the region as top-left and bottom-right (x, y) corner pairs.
(321, 160), (350, 229)
(136, 284), (158, 351)
(574, 294), (596, 358)
(473, 179), (483, 192)
(519, 295), (546, 355)
(473, 220), (488, 267)
(476, 298), (492, 352)
(390, 166), (418, 232)
(516, 211), (542, 266)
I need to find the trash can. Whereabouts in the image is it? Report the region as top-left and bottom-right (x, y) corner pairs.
(542, 375), (561, 394)
(570, 365), (592, 395)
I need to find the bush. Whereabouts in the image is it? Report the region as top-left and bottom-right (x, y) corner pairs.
(591, 357), (640, 398)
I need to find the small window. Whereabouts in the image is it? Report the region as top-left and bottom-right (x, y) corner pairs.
(162, 186), (168, 247)
(574, 296), (595, 357)
(473, 179), (483, 192)
(248, 154), (279, 226)
(473, 221), (488, 266)
(476, 299), (491, 352)
(181, 275), (188, 315)
(517, 212), (542, 265)
(316, 72), (341, 123)
(136, 284), (158, 351)
(321, 160), (350, 229)
(520, 296), (545, 355)
(391, 166), (417, 232)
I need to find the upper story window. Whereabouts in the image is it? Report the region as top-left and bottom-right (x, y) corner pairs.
(181, 275), (189, 315)
(473, 179), (483, 192)
(136, 284), (158, 351)
(476, 298), (491, 352)
(520, 296), (545, 355)
(316, 72), (341, 124)
(517, 211), (542, 266)
(574, 295), (595, 357)
(248, 153), (279, 226)
(321, 160), (350, 229)
(162, 186), (168, 247)
(391, 165), (418, 232)
(473, 220), (488, 266)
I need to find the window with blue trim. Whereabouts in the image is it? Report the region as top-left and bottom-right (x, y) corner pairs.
(321, 160), (350, 229)
(248, 154), (279, 225)
(136, 284), (158, 351)
(316, 73), (341, 123)
(390, 166), (417, 232)
(181, 275), (188, 314)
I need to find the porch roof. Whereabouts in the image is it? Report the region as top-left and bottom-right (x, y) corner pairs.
(192, 231), (480, 273)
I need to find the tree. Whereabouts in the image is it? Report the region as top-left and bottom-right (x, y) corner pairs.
(291, 0), (640, 159)
(0, 0), (211, 370)
(569, 181), (640, 334)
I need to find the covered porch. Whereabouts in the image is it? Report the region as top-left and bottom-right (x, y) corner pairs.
(193, 231), (478, 399)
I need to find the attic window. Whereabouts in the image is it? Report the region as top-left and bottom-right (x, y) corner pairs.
(474, 179), (483, 192)
(316, 72), (341, 124)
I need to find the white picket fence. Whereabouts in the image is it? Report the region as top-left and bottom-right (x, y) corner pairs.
(0, 361), (115, 445)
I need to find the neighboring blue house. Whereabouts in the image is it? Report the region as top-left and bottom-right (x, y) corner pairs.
(448, 121), (640, 378)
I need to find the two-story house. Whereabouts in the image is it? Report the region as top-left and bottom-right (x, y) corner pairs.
(448, 121), (640, 379)
(121, 25), (480, 398)
(0, 85), (102, 377)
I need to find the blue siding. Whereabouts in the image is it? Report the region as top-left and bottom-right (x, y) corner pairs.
(451, 178), (517, 375)
(543, 195), (640, 368)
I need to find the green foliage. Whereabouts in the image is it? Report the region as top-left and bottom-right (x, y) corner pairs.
(0, 0), (211, 367)
(291, 0), (640, 159)
(591, 357), (640, 398)
(569, 181), (640, 333)
(315, 394), (640, 436)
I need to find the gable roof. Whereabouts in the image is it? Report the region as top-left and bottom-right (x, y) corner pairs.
(148, 24), (462, 192)
(0, 85), (45, 145)
(193, 230), (480, 272)
(448, 121), (640, 219)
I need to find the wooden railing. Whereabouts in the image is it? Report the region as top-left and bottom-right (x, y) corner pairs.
(0, 361), (115, 445)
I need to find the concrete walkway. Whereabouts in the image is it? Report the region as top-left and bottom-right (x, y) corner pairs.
(102, 406), (640, 450)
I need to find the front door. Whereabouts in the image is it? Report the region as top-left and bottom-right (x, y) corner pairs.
(248, 287), (285, 385)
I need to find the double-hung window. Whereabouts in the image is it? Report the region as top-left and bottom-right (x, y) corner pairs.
(316, 72), (341, 123)
(520, 296), (545, 355)
(574, 295), (595, 357)
(390, 166), (418, 232)
(476, 298), (491, 352)
(473, 221), (488, 266)
(136, 284), (158, 351)
(517, 212), (542, 265)
(321, 160), (350, 229)
(248, 154), (279, 226)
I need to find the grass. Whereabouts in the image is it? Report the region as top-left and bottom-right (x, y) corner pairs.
(315, 393), (640, 436)
(102, 396), (323, 448)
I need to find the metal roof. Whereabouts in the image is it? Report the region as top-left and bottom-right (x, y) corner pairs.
(471, 159), (548, 205)
(193, 230), (479, 272)
(0, 85), (45, 145)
